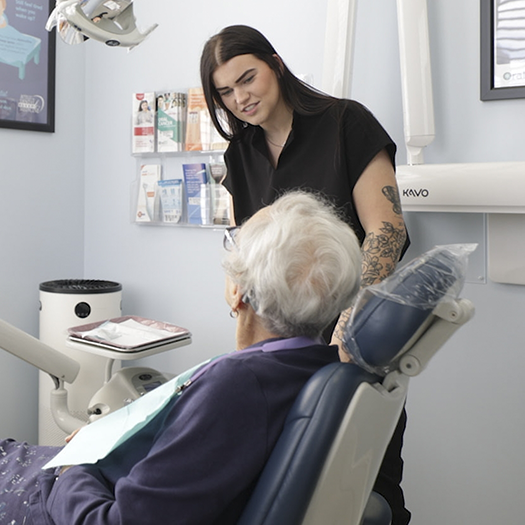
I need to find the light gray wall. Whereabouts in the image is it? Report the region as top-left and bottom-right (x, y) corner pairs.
(0, 43), (86, 442)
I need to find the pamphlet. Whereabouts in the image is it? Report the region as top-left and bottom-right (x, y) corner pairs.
(158, 179), (183, 223)
(185, 87), (211, 151)
(210, 108), (229, 150)
(156, 92), (186, 152)
(182, 163), (208, 224)
(132, 93), (155, 153)
(136, 164), (161, 222)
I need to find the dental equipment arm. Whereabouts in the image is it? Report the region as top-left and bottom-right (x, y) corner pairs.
(46, 0), (158, 48)
(0, 317), (79, 384)
(396, 0), (435, 165)
(0, 318), (86, 433)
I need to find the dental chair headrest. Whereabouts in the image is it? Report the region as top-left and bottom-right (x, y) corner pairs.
(343, 244), (476, 375)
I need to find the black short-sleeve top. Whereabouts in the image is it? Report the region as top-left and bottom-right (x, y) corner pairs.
(222, 99), (397, 244)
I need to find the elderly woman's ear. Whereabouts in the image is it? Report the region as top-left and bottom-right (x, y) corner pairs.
(225, 276), (245, 315)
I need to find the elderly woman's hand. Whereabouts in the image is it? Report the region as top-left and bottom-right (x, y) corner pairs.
(65, 427), (83, 443)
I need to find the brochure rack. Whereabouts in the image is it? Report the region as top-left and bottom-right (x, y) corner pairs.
(131, 88), (229, 228)
(131, 150), (228, 227)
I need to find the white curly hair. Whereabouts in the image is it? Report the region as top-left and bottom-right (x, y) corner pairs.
(223, 191), (362, 339)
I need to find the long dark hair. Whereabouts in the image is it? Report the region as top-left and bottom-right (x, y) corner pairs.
(200, 25), (338, 141)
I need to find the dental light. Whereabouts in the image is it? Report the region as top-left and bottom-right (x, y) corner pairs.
(46, 0), (158, 48)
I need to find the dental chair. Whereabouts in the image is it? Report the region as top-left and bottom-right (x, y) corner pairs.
(0, 244), (474, 524)
(237, 244), (475, 525)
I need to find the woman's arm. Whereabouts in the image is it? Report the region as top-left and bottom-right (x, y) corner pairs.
(331, 149), (407, 360)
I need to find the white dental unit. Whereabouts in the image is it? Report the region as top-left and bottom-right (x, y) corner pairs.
(392, 0), (525, 286)
(0, 311), (191, 438)
(324, 0), (525, 286)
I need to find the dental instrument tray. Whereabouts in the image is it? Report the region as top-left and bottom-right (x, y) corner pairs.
(68, 316), (191, 353)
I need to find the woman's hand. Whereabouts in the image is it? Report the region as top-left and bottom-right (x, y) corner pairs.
(65, 427), (83, 443)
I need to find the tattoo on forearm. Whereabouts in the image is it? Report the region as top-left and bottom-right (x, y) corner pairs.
(333, 309), (352, 347)
(332, 220), (407, 346)
(361, 221), (406, 287)
(382, 185), (402, 215)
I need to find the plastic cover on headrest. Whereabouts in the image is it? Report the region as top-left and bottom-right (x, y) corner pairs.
(342, 244), (476, 376)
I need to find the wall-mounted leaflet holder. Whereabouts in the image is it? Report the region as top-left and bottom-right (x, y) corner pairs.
(131, 156), (230, 228)
(131, 89), (228, 156)
(131, 88), (230, 229)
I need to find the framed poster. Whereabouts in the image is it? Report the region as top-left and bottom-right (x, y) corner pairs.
(0, 0), (56, 131)
(481, 0), (525, 100)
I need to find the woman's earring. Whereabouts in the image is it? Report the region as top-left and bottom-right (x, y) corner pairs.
(229, 309), (238, 319)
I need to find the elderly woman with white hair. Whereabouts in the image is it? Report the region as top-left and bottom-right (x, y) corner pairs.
(0, 191), (362, 525)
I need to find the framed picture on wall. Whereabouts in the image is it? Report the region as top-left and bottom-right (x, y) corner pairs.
(0, 0), (56, 132)
(481, 0), (525, 100)
(480, 0), (525, 100)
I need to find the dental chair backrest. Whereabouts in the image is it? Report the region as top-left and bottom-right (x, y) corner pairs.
(237, 244), (475, 525)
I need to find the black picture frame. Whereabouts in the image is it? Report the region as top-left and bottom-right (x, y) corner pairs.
(0, 0), (56, 132)
(481, 0), (525, 100)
